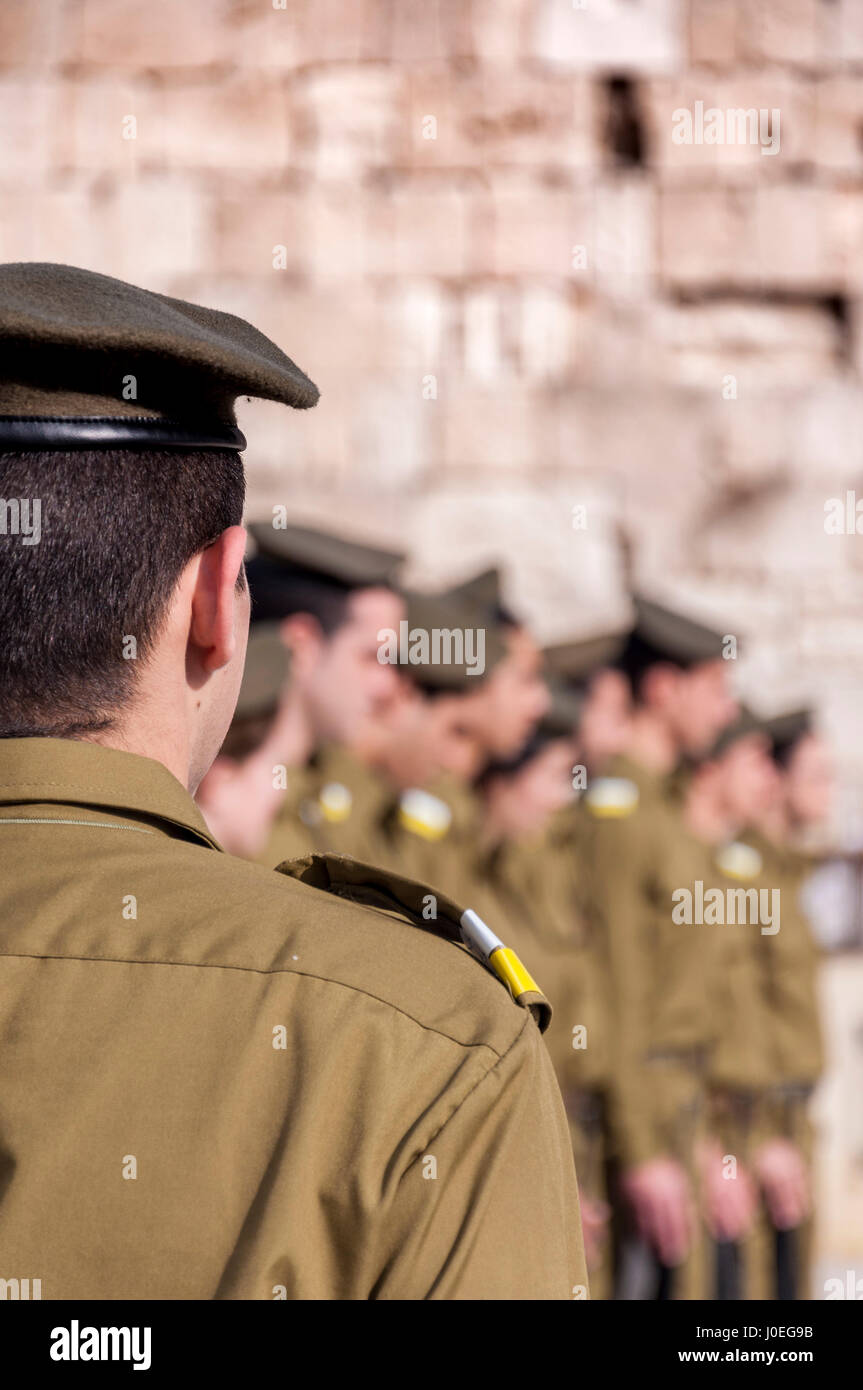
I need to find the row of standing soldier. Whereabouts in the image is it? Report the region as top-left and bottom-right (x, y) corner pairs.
(198, 521), (829, 1301)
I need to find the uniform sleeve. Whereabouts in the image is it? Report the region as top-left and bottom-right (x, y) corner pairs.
(373, 1018), (588, 1300)
(585, 812), (662, 1168)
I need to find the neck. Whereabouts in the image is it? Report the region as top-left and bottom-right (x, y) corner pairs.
(86, 684), (192, 790)
(626, 708), (678, 776)
(257, 682), (316, 772)
(686, 782), (735, 845)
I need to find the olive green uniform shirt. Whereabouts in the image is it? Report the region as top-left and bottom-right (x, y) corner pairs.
(580, 755), (722, 1168)
(256, 744), (396, 869)
(0, 739), (586, 1299)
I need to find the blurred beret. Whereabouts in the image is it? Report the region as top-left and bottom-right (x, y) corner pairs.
(248, 521), (404, 591)
(234, 621), (291, 721)
(709, 706), (769, 761)
(402, 588), (506, 692)
(544, 631), (628, 686)
(618, 595), (732, 674)
(538, 677), (584, 739)
(447, 565), (520, 627)
(0, 261), (318, 451)
(764, 707), (814, 764)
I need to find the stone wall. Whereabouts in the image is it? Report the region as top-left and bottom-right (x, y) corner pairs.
(5, 0), (863, 834)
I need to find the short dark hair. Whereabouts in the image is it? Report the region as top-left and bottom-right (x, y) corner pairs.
(245, 556), (353, 635)
(0, 449), (245, 738)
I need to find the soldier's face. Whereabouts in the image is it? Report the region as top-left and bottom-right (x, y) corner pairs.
(308, 587), (405, 744)
(480, 627), (550, 758)
(785, 734), (833, 826)
(720, 736), (781, 823)
(675, 660), (739, 756)
(578, 668), (632, 769)
(487, 739), (576, 837)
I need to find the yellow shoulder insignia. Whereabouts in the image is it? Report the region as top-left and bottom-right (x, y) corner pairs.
(398, 788), (453, 841)
(716, 840), (763, 881)
(276, 853), (552, 1032)
(318, 781), (353, 824)
(584, 776), (639, 819)
(459, 909), (550, 1031)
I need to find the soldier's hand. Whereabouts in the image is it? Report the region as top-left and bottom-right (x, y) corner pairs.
(698, 1140), (757, 1240)
(754, 1138), (810, 1230)
(621, 1157), (694, 1266)
(579, 1190), (611, 1271)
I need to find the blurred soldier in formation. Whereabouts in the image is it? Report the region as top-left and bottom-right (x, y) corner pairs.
(199, 544), (831, 1304)
(747, 710), (830, 1299)
(197, 521), (405, 862)
(683, 713), (784, 1300)
(578, 599), (739, 1299)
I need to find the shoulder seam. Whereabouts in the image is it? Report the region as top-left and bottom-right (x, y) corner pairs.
(415, 1012), (532, 1155)
(0, 949), (515, 1061)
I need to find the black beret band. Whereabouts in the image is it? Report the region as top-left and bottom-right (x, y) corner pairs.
(0, 416), (247, 452)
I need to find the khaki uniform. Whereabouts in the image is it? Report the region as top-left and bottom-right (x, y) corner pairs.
(256, 744), (396, 869)
(463, 828), (614, 1295)
(0, 738), (586, 1299)
(703, 838), (777, 1299)
(580, 755), (722, 1298)
(387, 773), (485, 901)
(746, 831), (824, 1300)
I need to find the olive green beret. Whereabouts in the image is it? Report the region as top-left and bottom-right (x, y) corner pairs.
(402, 588), (506, 692)
(538, 677), (584, 739)
(709, 706), (768, 761)
(0, 261), (318, 451)
(764, 708), (813, 764)
(448, 565), (521, 626)
(619, 595), (732, 673)
(544, 631), (628, 685)
(234, 622), (291, 721)
(448, 566), (502, 612)
(248, 521), (404, 590)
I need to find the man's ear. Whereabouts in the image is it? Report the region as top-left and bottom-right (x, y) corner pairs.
(279, 612), (325, 675)
(641, 662), (680, 710)
(190, 525), (248, 674)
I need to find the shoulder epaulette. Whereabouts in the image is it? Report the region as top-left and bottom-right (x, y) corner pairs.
(318, 781), (353, 824)
(584, 776), (639, 819)
(398, 788), (453, 841)
(715, 840), (763, 881)
(276, 853), (551, 1032)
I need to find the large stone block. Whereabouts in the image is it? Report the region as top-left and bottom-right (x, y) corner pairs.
(0, 185), (107, 268)
(210, 188), (308, 277)
(98, 179), (210, 279)
(490, 173), (593, 278)
(160, 75), (291, 171)
(739, 0), (827, 69)
(76, 0), (228, 68)
(0, 0), (70, 66)
(387, 0), (474, 64)
(531, 0), (684, 76)
(0, 79), (60, 180)
(405, 68), (598, 172)
(644, 74), (811, 175)
(56, 78), (167, 174)
(292, 67), (404, 181)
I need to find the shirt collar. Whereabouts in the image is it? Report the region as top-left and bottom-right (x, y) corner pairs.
(0, 738), (221, 850)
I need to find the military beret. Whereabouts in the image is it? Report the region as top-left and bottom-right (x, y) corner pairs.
(618, 595), (732, 674)
(0, 262), (318, 451)
(248, 521), (404, 591)
(708, 706), (769, 761)
(234, 621), (291, 721)
(543, 631), (628, 686)
(764, 708), (814, 765)
(447, 566), (519, 627)
(402, 588), (506, 692)
(538, 677), (584, 740)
